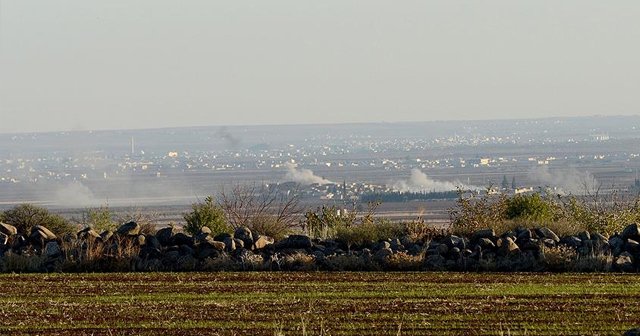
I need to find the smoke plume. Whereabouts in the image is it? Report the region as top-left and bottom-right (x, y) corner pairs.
(527, 166), (598, 195)
(53, 181), (102, 207)
(394, 169), (480, 192)
(284, 163), (333, 185)
(216, 126), (241, 148)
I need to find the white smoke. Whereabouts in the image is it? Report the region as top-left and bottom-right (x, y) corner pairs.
(394, 169), (480, 192)
(284, 163), (333, 185)
(528, 166), (598, 195)
(54, 181), (102, 207)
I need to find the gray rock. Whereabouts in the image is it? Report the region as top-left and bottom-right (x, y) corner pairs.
(609, 236), (625, 255)
(373, 241), (391, 251)
(625, 239), (640, 254)
(0, 222), (18, 236)
(535, 227), (560, 243)
(100, 230), (113, 242)
(591, 232), (608, 242)
(577, 231), (591, 242)
(615, 252), (634, 272)
(146, 235), (162, 250)
(117, 221), (140, 236)
(442, 235), (465, 249)
(233, 238), (245, 249)
(171, 232), (193, 247)
(234, 227), (254, 247)
(199, 226), (212, 236)
(425, 254), (446, 269)
(373, 247), (394, 262)
(136, 234), (146, 246)
(497, 237), (520, 256)
(156, 226), (176, 246)
(276, 235), (313, 249)
(436, 243), (449, 255)
(471, 228), (496, 241)
(33, 225), (57, 240)
(621, 223), (640, 241)
(223, 236), (236, 252)
(623, 328), (640, 336)
(561, 236), (582, 248)
(253, 235), (274, 250)
(477, 238), (496, 250)
(44, 241), (62, 258)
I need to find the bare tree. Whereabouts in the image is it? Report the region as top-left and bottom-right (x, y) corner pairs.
(218, 183), (302, 238)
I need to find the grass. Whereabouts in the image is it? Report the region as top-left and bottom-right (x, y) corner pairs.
(0, 272), (638, 335)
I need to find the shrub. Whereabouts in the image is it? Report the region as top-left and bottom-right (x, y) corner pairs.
(76, 206), (118, 232)
(335, 220), (405, 250)
(248, 214), (290, 241)
(504, 193), (556, 222)
(2, 204), (76, 236)
(183, 196), (230, 236)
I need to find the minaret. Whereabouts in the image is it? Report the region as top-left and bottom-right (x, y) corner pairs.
(131, 137), (135, 155)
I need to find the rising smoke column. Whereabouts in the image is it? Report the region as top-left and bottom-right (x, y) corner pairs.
(284, 163), (333, 185)
(527, 166), (598, 195)
(393, 168), (480, 192)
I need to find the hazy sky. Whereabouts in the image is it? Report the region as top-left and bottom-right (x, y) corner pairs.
(1, 1), (639, 133)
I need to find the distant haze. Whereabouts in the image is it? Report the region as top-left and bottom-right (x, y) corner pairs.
(1, 1), (639, 133)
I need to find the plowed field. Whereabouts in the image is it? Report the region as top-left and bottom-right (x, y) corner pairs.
(0, 273), (638, 335)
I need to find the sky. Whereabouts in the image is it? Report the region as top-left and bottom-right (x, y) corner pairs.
(1, 1), (639, 133)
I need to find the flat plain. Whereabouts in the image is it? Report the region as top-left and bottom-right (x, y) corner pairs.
(0, 272), (638, 335)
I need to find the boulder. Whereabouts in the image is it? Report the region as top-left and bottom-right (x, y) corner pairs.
(253, 235), (274, 250)
(609, 235), (625, 255)
(373, 247), (394, 262)
(171, 232), (194, 247)
(33, 225), (57, 240)
(535, 227), (560, 243)
(425, 254), (446, 270)
(199, 226), (212, 236)
(471, 228), (496, 242)
(477, 238), (495, 250)
(223, 236), (236, 252)
(136, 234), (146, 246)
(442, 235), (465, 249)
(621, 223), (640, 241)
(577, 231), (591, 242)
(497, 237), (520, 256)
(233, 238), (245, 249)
(44, 241), (62, 258)
(146, 235), (162, 250)
(214, 232), (232, 242)
(79, 228), (101, 240)
(615, 252), (635, 272)
(623, 328), (640, 336)
(234, 227), (254, 247)
(625, 239), (640, 255)
(0, 222), (18, 236)
(560, 236), (582, 248)
(100, 230), (113, 242)
(155, 226), (176, 246)
(117, 221), (140, 236)
(373, 241), (391, 251)
(276, 235), (313, 249)
(30, 226), (57, 245)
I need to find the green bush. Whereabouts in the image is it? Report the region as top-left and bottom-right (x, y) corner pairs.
(183, 196), (230, 236)
(77, 206), (118, 232)
(2, 203), (76, 236)
(335, 220), (405, 250)
(504, 193), (555, 222)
